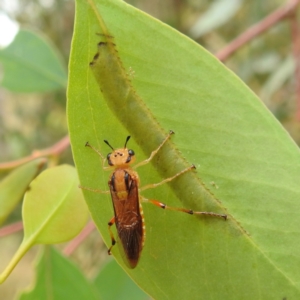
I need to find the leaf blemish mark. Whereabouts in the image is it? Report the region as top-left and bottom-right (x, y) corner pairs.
(96, 32), (114, 39)
(98, 41), (107, 47)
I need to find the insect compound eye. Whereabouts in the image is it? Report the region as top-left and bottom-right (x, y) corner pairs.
(107, 153), (113, 166)
(128, 149), (135, 156)
(125, 149), (134, 164)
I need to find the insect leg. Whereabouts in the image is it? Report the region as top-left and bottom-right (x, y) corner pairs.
(142, 197), (227, 220)
(139, 164), (195, 192)
(85, 142), (111, 171)
(108, 217), (116, 255)
(79, 185), (110, 194)
(133, 130), (174, 169)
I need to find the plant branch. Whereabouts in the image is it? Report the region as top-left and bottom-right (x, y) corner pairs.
(290, 12), (300, 120)
(216, 0), (300, 61)
(0, 135), (70, 171)
(0, 221), (23, 237)
(63, 221), (96, 256)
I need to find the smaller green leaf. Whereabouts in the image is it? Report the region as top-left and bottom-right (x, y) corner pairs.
(18, 246), (100, 300)
(0, 165), (88, 284)
(0, 158), (46, 225)
(93, 259), (149, 300)
(23, 164), (88, 244)
(0, 29), (67, 92)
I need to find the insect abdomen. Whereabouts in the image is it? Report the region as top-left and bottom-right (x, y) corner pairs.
(110, 169), (145, 268)
(116, 219), (143, 268)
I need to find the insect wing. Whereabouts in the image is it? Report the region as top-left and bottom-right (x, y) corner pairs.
(116, 217), (143, 268)
(110, 171), (143, 268)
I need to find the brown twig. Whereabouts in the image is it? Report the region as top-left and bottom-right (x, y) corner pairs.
(0, 221), (23, 237)
(0, 135), (70, 171)
(63, 221), (96, 256)
(290, 13), (300, 120)
(0, 220), (96, 255)
(216, 0), (300, 61)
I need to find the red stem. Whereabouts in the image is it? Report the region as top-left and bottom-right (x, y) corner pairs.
(290, 13), (300, 120)
(0, 221), (23, 237)
(63, 221), (96, 256)
(216, 0), (300, 61)
(0, 135), (70, 170)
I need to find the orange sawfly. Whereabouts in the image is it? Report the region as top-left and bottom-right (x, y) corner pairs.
(81, 131), (227, 268)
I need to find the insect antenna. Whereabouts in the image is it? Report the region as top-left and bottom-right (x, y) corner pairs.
(124, 136), (131, 148)
(104, 140), (114, 150)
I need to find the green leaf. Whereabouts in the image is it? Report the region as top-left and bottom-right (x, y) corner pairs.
(0, 29), (67, 92)
(0, 158), (46, 225)
(93, 259), (149, 300)
(67, 0), (300, 299)
(18, 246), (100, 300)
(0, 165), (88, 283)
(23, 164), (88, 244)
